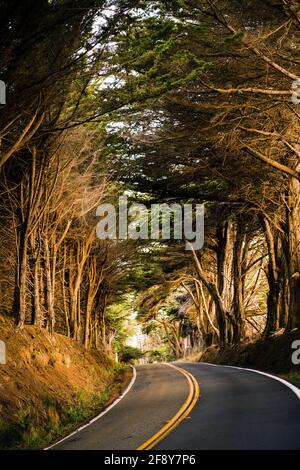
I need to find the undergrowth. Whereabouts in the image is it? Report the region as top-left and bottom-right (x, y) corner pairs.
(0, 363), (128, 449)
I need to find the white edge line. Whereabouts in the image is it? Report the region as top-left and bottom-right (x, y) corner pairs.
(200, 362), (300, 399)
(44, 365), (137, 450)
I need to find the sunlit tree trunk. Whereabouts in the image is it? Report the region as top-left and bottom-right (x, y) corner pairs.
(232, 224), (246, 344)
(286, 172), (300, 331)
(33, 254), (42, 327)
(262, 218), (281, 336)
(15, 231), (28, 329)
(44, 236), (55, 333)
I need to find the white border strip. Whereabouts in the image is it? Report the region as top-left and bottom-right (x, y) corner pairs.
(200, 362), (300, 399)
(44, 365), (137, 450)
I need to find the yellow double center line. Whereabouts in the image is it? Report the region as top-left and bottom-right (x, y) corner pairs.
(137, 364), (200, 450)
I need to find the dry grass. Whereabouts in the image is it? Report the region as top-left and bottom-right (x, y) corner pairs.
(185, 330), (300, 375)
(0, 315), (130, 449)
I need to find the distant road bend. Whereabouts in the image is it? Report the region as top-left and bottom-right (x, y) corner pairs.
(49, 363), (300, 450)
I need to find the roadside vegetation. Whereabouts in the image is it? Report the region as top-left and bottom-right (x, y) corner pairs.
(0, 315), (130, 450)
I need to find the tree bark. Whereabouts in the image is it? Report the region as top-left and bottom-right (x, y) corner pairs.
(16, 231), (28, 329)
(191, 246), (228, 346)
(44, 236), (55, 333)
(232, 224), (246, 344)
(262, 217), (280, 336)
(286, 172), (300, 331)
(33, 255), (42, 327)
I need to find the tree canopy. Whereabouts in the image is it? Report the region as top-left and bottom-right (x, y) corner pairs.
(0, 0), (299, 361)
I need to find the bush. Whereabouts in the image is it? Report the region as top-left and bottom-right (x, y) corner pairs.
(119, 346), (144, 364)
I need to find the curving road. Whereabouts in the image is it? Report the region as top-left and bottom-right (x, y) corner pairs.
(49, 362), (300, 450)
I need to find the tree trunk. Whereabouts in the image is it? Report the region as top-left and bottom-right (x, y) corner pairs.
(232, 224), (246, 344)
(215, 223), (232, 344)
(62, 244), (70, 337)
(44, 236), (55, 333)
(33, 255), (42, 327)
(16, 231), (28, 329)
(286, 172), (300, 331)
(262, 217), (280, 336)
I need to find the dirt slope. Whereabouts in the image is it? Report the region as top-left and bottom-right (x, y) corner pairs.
(0, 315), (130, 449)
(196, 329), (300, 375)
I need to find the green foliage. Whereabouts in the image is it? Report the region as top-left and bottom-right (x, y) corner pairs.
(101, 9), (210, 114)
(105, 297), (136, 354)
(146, 344), (174, 363)
(119, 345), (144, 363)
(286, 371), (300, 385)
(0, 419), (23, 449)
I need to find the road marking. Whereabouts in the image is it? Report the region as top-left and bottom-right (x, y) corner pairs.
(136, 363), (200, 450)
(226, 365), (300, 399)
(44, 365), (137, 450)
(200, 362), (300, 400)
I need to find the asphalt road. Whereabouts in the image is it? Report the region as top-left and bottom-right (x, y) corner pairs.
(156, 363), (300, 450)
(51, 363), (187, 450)
(50, 362), (300, 450)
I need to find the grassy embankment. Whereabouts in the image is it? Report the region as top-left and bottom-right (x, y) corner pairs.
(0, 315), (131, 449)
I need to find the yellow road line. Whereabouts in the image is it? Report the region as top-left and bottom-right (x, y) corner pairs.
(136, 363), (200, 450)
